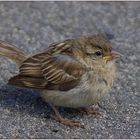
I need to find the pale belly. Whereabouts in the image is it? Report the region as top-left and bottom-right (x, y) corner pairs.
(40, 83), (96, 108)
(39, 70), (114, 108)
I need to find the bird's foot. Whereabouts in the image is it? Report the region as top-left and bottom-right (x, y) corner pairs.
(78, 106), (101, 117)
(50, 114), (84, 128)
(49, 104), (84, 128)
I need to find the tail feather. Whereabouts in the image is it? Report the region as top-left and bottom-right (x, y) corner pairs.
(0, 40), (27, 64)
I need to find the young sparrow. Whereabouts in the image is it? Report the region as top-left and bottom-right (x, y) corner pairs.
(0, 34), (121, 127)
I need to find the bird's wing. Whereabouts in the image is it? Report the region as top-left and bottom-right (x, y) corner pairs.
(9, 41), (86, 91)
(8, 53), (48, 89)
(41, 53), (85, 90)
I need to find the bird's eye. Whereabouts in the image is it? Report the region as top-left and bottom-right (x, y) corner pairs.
(95, 51), (102, 57)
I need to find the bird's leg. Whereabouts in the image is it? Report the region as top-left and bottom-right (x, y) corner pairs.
(49, 104), (84, 128)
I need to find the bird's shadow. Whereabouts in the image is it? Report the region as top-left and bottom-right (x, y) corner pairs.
(0, 85), (82, 119)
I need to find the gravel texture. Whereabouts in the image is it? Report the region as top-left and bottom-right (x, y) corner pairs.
(0, 1), (139, 139)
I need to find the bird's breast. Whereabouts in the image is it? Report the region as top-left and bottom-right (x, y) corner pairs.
(40, 63), (117, 108)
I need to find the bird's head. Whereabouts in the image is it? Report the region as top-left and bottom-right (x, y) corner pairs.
(75, 34), (121, 70)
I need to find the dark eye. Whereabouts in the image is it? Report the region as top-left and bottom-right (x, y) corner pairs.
(109, 48), (112, 52)
(95, 51), (102, 57)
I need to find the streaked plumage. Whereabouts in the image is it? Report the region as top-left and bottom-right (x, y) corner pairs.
(0, 34), (121, 127)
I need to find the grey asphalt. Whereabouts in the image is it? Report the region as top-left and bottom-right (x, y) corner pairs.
(0, 1), (139, 139)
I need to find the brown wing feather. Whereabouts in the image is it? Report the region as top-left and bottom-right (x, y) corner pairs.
(19, 54), (47, 77)
(41, 54), (84, 84)
(9, 41), (86, 91)
(9, 75), (48, 89)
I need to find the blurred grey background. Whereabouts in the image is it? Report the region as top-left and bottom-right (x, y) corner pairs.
(0, 1), (139, 139)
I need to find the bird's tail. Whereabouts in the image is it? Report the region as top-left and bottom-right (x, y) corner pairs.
(0, 40), (27, 65)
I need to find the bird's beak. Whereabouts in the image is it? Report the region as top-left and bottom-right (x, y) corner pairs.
(103, 51), (122, 62)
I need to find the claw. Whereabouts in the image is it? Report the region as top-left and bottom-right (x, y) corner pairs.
(49, 104), (85, 128)
(78, 107), (101, 118)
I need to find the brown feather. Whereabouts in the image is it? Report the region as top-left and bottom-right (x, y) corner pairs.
(8, 75), (48, 89)
(9, 41), (86, 91)
(0, 40), (27, 64)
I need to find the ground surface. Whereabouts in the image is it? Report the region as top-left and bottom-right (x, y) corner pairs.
(0, 1), (139, 139)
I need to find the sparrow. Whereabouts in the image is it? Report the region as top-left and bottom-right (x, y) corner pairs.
(0, 34), (121, 127)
